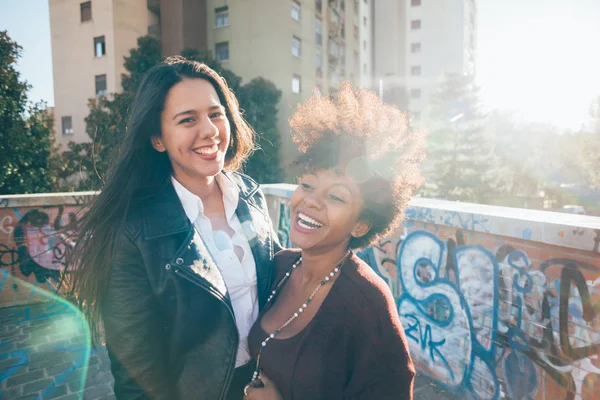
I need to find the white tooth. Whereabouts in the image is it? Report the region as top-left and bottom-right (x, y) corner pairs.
(299, 213), (322, 227)
(195, 145), (218, 155)
(298, 219), (318, 230)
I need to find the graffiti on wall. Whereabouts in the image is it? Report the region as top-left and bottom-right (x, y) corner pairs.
(360, 227), (600, 400)
(0, 205), (84, 306)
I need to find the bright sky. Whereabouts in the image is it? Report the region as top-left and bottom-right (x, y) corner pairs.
(1, 0), (599, 130)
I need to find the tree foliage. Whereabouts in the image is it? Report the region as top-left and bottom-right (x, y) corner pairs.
(420, 73), (499, 203)
(0, 30), (56, 194)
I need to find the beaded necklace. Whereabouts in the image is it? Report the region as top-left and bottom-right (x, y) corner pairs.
(251, 251), (351, 382)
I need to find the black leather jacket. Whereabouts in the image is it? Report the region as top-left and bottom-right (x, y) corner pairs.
(101, 172), (281, 400)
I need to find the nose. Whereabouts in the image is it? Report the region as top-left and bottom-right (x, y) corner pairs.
(197, 115), (219, 139)
(303, 190), (323, 210)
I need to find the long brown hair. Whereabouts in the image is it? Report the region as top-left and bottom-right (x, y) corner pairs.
(67, 57), (255, 337)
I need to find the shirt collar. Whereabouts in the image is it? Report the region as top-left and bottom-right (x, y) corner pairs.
(171, 174), (240, 223)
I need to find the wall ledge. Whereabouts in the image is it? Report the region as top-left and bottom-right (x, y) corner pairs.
(262, 184), (600, 253)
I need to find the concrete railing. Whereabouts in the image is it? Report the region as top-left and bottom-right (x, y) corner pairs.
(1, 187), (600, 399)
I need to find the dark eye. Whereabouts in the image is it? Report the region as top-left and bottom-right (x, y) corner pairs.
(210, 111), (224, 118)
(179, 117), (195, 125)
(329, 194), (345, 203)
(301, 182), (313, 190)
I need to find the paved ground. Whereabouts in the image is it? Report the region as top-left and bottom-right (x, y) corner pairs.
(1, 301), (454, 399)
(413, 373), (456, 399)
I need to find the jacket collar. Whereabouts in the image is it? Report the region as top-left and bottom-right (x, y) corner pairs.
(142, 171), (262, 240)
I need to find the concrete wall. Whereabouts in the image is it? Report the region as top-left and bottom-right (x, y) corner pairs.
(2, 188), (600, 399)
(262, 184), (600, 400)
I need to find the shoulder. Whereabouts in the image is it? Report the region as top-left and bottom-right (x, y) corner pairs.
(223, 171), (261, 196)
(342, 254), (397, 311)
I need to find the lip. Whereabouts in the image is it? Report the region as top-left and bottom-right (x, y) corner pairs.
(192, 143), (221, 161)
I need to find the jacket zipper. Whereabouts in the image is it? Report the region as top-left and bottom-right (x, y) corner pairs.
(173, 266), (239, 400)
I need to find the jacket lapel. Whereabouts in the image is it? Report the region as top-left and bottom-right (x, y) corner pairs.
(235, 197), (273, 308)
(142, 182), (230, 301)
(223, 172), (274, 309)
(172, 229), (229, 300)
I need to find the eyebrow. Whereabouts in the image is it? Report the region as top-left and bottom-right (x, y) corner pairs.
(172, 105), (224, 120)
(331, 182), (354, 195)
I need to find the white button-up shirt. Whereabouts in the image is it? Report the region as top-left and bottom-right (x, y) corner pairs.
(172, 174), (258, 368)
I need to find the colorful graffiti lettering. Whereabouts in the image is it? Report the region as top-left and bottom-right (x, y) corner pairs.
(361, 228), (600, 400)
(1, 205), (83, 306)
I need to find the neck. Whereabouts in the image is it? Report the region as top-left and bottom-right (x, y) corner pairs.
(299, 244), (351, 286)
(176, 174), (220, 200)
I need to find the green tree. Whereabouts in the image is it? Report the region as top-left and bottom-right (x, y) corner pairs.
(582, 98), (600, 189)
(237, 77), (283, 183)
(421, 73), (499, 203)
(0, 30), (56, 194)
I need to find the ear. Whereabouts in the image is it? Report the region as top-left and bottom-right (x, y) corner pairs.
(350, 220), (371, 239)
(151, 136), (166, 152)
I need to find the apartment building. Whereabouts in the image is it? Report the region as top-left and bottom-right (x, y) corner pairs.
(373, 0), (477, 118)
(49, 0), (367, 166)
(49, 0), (158, 148)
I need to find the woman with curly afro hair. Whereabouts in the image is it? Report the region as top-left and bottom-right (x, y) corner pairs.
(244, 83), (425, 400)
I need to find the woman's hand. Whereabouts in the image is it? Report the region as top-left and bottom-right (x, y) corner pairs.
(243, 373), (283, 400)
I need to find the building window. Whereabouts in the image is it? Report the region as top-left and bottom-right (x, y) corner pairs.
(341, 0), (345, 10)
(61, 116), (73, 136)
(410, 88), (421, 98)
(411, 20), (421, 30)
(411, 42), (421, 53)
(316, 0), (322, 13)
(291, 1), (301, 21)
(363, 63), (367, 74)
(215, 41), (229, 61)
(363, 40), (366, 50)
(215, 6), (229, 27)
(95, 74), (107, 95)
(331, 9), (340, 25)
(292, 74), (301, 93)
(354, 25), (359, 38)
(94, 36), (105, 57)
(363, 16), (367, 26)
(411, 66), (421, 76)
(411, 0), (421, 6)
(330, 40), (339, 57)
(315, 19), (322, 45)
(80, 1), (91, 22)
(292, 36), (301, 57)
(316, 50), (322, 70)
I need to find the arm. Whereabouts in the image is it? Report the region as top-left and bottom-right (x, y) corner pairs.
(344, 289), (416, 400)
(101, 230), (172, 400)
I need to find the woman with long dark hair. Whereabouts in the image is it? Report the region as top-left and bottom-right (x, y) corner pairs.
(69, 57), (281, 400)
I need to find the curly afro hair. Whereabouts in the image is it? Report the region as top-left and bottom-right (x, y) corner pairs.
(289, 83), (425, 249)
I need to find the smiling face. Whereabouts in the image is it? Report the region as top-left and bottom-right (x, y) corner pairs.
(151, 78), (230, 187)
(289, 169), (371, 254)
